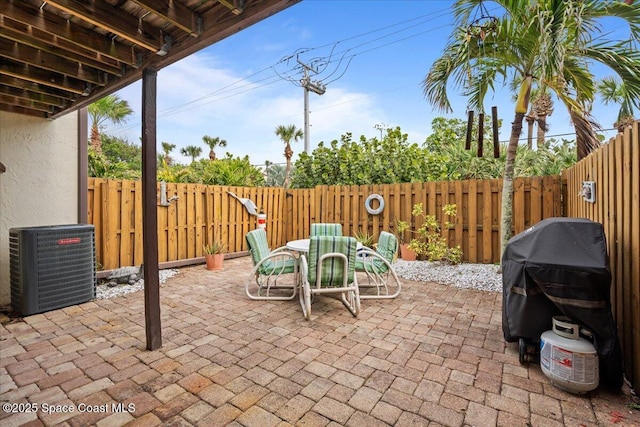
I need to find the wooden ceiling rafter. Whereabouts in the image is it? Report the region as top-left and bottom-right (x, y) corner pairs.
(1, 2), (137, 66)
(0, 38), (106, 85)
(131, 0), (202, 37)
(42, 0), (164, 53)
(0, 26), (125, 77)
(0, 0), (301, 119)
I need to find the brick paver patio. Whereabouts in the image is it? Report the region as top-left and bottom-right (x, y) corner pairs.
(1, 256), (638, 426)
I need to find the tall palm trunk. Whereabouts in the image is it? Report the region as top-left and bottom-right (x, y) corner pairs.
(501, 76), (532, 256)
(500, 112), (526, 254)
(283, 143), (293, 188)
(90, 123), (102, 153)
(536, 115), (547, 149)
(526, 114), (535, 150)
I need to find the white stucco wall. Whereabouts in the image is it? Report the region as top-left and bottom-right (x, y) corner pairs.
(0, 111), (80, 305)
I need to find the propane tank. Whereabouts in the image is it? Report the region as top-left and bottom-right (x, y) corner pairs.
(257, 210), (267, 230)
(540, 316), (599, 394)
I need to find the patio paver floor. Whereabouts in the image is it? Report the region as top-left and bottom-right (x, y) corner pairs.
(1, 256), (638, 426)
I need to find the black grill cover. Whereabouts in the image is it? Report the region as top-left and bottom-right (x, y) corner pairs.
(502, 217), (623, 388)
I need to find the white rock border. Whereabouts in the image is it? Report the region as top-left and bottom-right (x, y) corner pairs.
(96, 269), (180, 299)
(394, 260), (502, 293)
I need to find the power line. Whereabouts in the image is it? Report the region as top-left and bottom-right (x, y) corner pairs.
(107, 5), (455, 136)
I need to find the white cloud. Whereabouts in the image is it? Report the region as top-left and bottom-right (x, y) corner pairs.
(107, 53), (396, 166)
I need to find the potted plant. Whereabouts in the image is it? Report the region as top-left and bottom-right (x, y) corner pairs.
(203, 241), (226, 271)
(353, 229), (375, 249)
(395, 218), (417, 261)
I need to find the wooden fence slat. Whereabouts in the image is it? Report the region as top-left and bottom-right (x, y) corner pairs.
(468, 180), (478, 263)
(529, 177), (542, 226)
(454, 180), (464, 250)
(120, 180), (133, 266)
(482, 179), (493, 263)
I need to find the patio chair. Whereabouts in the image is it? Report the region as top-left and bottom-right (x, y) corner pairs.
(299, 236), (361, 320)
(355, 231), (402, 299)
(310, 223), (343, 237)
(245, 229), (298, 300)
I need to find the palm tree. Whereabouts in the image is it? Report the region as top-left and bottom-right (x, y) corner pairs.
(531, 91), (554, 150)
(181, 145), (202, 164)
(423, 0), (640, 253)
(598, 77), (636, 132)
(275, 124), (303, 188)
(161, 142), (176, 166)
(525, 111), (536, 150)
(264, 161), (287, 187)
(88, 95), (133, 153)
(202, 135), (227, 161)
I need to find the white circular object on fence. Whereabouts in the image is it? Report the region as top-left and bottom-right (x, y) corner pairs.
(365, 194), (385, 215)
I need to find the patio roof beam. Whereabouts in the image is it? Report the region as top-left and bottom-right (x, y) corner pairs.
(43, 0), (163, 53)
(1, 1), (138, 66)
(0, 37), (106, 86)
(0, 26), (124, 77)
(131, 0), (201, 37)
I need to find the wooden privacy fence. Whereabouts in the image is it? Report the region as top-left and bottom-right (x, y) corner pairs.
(88, 175), (562, 269)
(287, 177), (562, 264)
(88, 180), (288, 269)
(562, 121), (640, 393)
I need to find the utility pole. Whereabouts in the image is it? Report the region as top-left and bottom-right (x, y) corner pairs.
(298, 58), (326, 154)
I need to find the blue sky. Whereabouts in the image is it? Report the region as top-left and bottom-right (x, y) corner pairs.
(106, 0), (623, 166)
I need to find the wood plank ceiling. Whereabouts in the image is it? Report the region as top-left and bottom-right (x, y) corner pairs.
(0, 0), (300, 119)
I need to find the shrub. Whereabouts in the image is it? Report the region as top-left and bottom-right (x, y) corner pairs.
(402, 203), (463, 264)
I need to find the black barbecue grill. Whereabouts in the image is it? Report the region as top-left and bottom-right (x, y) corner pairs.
(501, 217), (623, 389)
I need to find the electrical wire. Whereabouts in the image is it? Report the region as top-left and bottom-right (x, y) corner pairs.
(107, 4), (457, 135)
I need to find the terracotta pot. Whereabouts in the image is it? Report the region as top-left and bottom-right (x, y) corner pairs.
(399, 244), (416, 261)
(205, 253), (224, 270)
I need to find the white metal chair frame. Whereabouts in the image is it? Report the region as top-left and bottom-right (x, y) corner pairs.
(355, 247), (402, 299)
(299, 248), (361, 320)
(245, 247), (299, 301)
(245, 229), (299, 301)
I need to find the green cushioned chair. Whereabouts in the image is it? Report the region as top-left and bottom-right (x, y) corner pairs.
(355, 231), (402, 299)
(298, 236), (361, 320)
(245, 229), (298, 300)
(310, 223), (343, 237)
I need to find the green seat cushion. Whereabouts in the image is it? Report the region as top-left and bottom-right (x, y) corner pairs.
(355, 231), (397, 273)
(308, 236), (356, 287)
(310, 223), (343, 237)
(259, 258), (297, 275)
(247, 228), (296, 275)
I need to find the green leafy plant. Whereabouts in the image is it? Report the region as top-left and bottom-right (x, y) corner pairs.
(400, 203), (463, 264)
(395, 218), (410, 245)
(203, 241), (226, 255)
(353, 229), (374, 248)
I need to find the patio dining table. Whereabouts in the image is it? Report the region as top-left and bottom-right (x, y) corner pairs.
(285, 238), (362, 253)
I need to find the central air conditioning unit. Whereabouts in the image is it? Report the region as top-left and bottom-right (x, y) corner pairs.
(9, 224), (96, 316)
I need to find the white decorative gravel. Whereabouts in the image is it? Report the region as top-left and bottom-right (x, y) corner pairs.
(96, 269), (180, 299)
(96, 260), (502, 300)
(394, 260), (503, 293)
